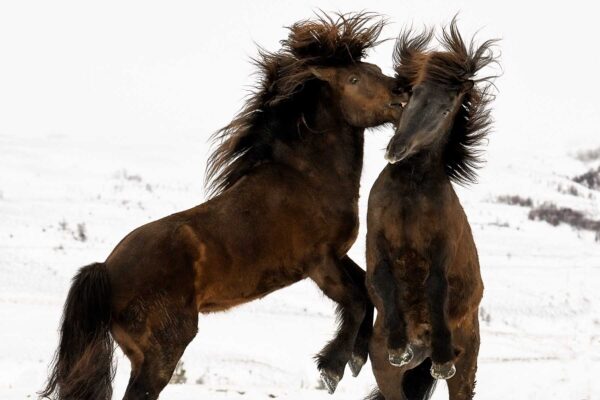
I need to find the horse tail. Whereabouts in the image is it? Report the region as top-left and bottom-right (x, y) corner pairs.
(365, 359), (437, 400)
(39, 262), (115, 400)
(403, 359), (437, 400)
(365, 388), (386, 399)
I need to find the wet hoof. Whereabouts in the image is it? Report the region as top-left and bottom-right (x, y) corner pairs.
(388, 345), (414, 367)
(319, 369), (341, 394)
(348, 354), (366, 377)
(430, 361), (456, 380)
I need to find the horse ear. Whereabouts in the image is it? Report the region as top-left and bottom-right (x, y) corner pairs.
(461, 80), (474, 93)
(309, 67), (336, 83)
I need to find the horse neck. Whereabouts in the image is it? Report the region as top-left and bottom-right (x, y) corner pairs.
(391, 147), (449, 191)
(274, 93), (365, 202)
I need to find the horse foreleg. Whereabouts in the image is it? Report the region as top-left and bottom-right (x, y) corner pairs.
(368, 259), (413, 368)
(309, 255), (368, 394)
(340, 256), (374, 377)
(426, 239), (456, 380)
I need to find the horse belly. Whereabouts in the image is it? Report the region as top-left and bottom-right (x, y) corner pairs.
(194, 259), (308, 313)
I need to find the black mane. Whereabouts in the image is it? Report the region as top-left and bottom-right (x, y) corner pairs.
(394, 18), (499, 185)
(205, 12), (384, 197)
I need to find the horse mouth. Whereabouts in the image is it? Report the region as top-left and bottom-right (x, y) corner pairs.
(388, 102), (405, 108)
(385, 145), (416, 164)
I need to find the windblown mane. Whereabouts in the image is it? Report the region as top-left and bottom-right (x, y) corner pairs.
(394, 18), (499, 185)
(205, 12), (385, 197)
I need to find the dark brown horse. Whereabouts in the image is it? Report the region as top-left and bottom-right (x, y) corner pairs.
(365, 21), (498, 400)
(39, 13), (406, 400)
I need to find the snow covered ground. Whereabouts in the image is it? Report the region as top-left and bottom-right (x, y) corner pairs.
(2, 132), (599, 400)
(1, 1), (599, 399)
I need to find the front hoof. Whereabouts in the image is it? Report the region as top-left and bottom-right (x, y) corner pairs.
(348, 354), (366, 377)
(388, 345), (414, 367)
(430, 361), (456, 380)
(319, 370), (341, 394)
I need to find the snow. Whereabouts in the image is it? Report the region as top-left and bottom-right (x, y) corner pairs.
(1, 1), (599, 399)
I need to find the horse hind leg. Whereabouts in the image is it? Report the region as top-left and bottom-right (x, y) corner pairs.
(369, 259), (413, 368)
(368, 316), (410, 400)
(113, 297), (198, 400)
(446, 312), (480, 400)
(122, 347), (187, 400)
(310, 255), (368, 394)
(350, 298), (374, 377)
(343, 256), (375, 377)
(426, 244), (457, 380)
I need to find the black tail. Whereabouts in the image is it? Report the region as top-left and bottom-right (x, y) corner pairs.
(365, 388), (386, 400)
(366, 359), (437, 400)
(403, 359), (437, 400)
(39, 262), (115, 400)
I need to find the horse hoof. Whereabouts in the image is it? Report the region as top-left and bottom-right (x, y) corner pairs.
(348, 354), (366, 377)
(430, 361), (456, 380)
(319, 370), (341, 394)
(388, 345), (414, 367)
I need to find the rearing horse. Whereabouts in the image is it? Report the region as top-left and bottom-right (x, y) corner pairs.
(366, 20), (498, 400)
(40, 13), (406, 400)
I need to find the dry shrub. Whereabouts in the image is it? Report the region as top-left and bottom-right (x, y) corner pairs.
(495, 195), (533, 207)
(528, 203), (600, 233)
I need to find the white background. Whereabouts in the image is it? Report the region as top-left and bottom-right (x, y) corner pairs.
(1, 1), (599, 399)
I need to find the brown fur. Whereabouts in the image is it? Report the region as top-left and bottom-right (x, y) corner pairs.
(40, 12), (406, 400)
(366, 19), (499, 400)
(393, 18), (498, 185)
(206, 11), (386, 197)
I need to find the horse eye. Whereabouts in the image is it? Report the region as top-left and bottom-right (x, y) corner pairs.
(349, 76), (359, 84)
(443, 110), (451, 117)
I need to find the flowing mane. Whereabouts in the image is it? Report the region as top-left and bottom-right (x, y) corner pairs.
(394, 18), (499, 185)
(205, 12), (385, 197)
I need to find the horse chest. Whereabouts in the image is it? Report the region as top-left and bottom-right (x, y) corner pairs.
(382, 194), (442, 249)
(313, 200), (360, 255)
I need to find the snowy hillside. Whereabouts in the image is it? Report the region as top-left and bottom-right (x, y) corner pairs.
(1, 132), (598, 400)
(1, 1), (599, 399)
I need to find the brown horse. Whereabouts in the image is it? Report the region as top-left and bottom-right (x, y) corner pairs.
(365, 20), (498, 400)
(39, 13), (407, 400)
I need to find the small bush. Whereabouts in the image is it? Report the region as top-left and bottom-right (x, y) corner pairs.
(58, 219), (68, 231)
(557, 184), (581, 197)
(488, 220), (510, 228)
(75, 223), (87, 242)
(57, 220), (88, 242)
(575, 147), (600, 162)
(479, 307), (492, 325)
(114, 169), (143, 182)
(573, 166), (600, 191)
(169, 361), (187, 384)
(528, 203), (600, 232)
(495, 195), (533, 207)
